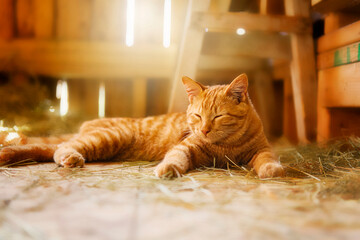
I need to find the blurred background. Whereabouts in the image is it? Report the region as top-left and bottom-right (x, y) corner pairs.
(0, 0), (360, 143)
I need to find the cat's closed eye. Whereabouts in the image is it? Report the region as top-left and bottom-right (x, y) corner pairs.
(213, 115), (223, 119)
(194, 114), (202, 119)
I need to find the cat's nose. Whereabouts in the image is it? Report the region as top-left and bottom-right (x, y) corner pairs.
(201, 129), (211, 136)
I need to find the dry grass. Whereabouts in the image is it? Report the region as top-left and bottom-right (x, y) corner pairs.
(1, 136), (360, 239)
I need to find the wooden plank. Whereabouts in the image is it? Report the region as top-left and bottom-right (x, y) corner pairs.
(168, 0), (212, 112)
(312, 0), (360, 14)
(324, 12), (360, 34)
(0, 0), (15, 40)
(317, 41), (360, 69)
(317, 107), (331, 141)
(318, 20), (360, 53)
(92, 0), (125, 41)
(56, 0), (92, 40)
(193, 11), (311, 34)
(318, 62), (360, 107)
(283, 77), (298, 143)
(0, 40), (177, 78)
(132, 78), (147, 117)
(202, 32), (291, 60)
(198, 55), (267, 71)
(16, 0), (35, 37)
(34, 0), (54, 38)
(285, 0), (317, 143)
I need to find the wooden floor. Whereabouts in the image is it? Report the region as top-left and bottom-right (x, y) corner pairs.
(1, 162), (360, 240)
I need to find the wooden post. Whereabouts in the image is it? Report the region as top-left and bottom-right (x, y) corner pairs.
(285, 0), (317, 143)
(16, 0), (35, 37)
(167, 0), (212, 113)
(34, 0), (54, 38)
(132, 78), (147, 117)
(0, 0), (15, 40)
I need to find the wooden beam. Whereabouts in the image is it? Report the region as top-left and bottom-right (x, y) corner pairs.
(0, 40), (177, 78)
(132, 78), (147, 117)
(16, 0), (35, 37)
(312, 0), (360, 14)
(34, 0), (54, 39)
(193, 11), (311, 34)
(198, 55), (267, 71)
(324, 12), (360, 34)
(317, 41), (360, 70)
(285, 0), (317, 143)
(318, 62), (360, 108)
(318, 20), (360, 53)
(0, 0), (15, 40)
(168, 0), (212, 112)
(202, 32), (291, 60)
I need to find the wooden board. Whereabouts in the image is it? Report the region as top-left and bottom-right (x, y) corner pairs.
(0, 0), (15, 40)
(317, 41), (360, 69)
(168, 0), (212, 112)
(193, 11), (311, 34)
(285, 0), (318, 143)
(34, 0), (54, 39)
(92, 0), (125, 41)
(312, 0), (360, 14)
(202, 32), (291, 60)
(324, 12), (360, 34)
(318, 20), (360, 53)
(16, 0), (35, 37)
(0, 40), (177, 78)
(56, 0), (92, 40)
(318, 62), (360, 108)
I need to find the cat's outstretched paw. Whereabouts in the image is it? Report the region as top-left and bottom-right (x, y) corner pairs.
(54, 148), (85, 168)
(154, 162), (183, 178)
(258, 162), (285, 179)
(0, 147), (17, 165)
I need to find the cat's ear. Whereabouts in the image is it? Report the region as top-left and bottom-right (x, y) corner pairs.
(225, 74), (248, 102)
(182, 76), (206, 103)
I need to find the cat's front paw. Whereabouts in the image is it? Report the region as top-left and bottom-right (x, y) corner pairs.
(258, 162), (285, 179)
(0, 147), (17, 165)
(154, 162), (184, 178)
(54, 148), (85, 168)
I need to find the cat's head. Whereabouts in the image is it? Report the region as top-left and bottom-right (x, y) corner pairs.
(183, 74), (250, 144)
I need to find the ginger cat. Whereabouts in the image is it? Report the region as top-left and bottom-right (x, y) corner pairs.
(0, 74), (284, 178)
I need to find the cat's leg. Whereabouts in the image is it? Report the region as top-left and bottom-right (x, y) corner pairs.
(155, 138), (208, 178)
(54, 127), (132, 168)
(248, 151), (284, 178)
(154, 143), (193, 178)
(0, 144), (56, 166)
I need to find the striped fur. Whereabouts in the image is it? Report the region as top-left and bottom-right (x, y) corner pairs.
(0, 74), (284, 178)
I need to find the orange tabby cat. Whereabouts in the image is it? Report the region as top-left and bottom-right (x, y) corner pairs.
(0, 74), (284, 178)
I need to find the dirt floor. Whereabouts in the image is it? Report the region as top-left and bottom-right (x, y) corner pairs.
(1, 158), (360, 240)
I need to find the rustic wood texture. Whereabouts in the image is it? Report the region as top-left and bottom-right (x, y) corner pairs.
(317, 41), (360, 70)
(193, 12), (311, 34)
(318, 20), (360, 53)
(0, 40), (177, 78)
(34, 0), (54, 39)
(168, 0), (212, 112)
(324, 12), (360, 34)
(16, 0), (35, 37)
(202, 32), (291, 60)
(312, 0), (360, 13)
(285, 0), (317, 143)
(56, 0), (92, 40)
(318, 62), (360, 108)
(92, 0), (125, 41)
(132, 78), (147, 117)
(0, 0), (15, 40)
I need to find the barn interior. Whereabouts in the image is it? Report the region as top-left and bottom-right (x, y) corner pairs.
(1, 0), (360, 239)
